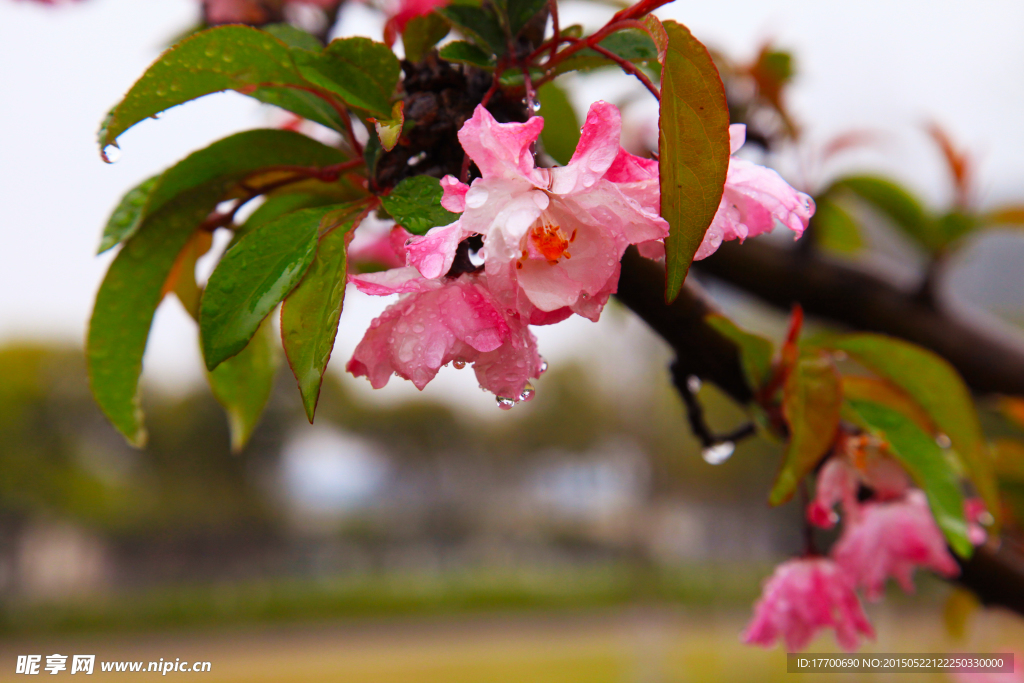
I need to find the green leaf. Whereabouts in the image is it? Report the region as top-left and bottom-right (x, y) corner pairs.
(438, 41), (496, 69)
(402, 13), (451, 63)
(812, 195), (863, 254)
(656, 20), (731, 302)
(845, 399), (972, 557)
(170, 231), (213, 321)
(236, 192), (347, 244)
(98, 175), (159, 254)
(537, 81), (580, 166)
(207, 318), (280, 453)
(505, 0), (546, 37)
(151, 128), (348, 213)
(100, 129), (349, 254)
(439, 5), (506, 55)
(200, 205), (348, 370)
(769, 353), (842, 505)
(554, 29), (658, 76)
(935, 210), (977, 246)
(262, 23), (323, 51)
(281, 204), (367, 422)
(88, 186), (224, 446)
(704, 314), (774, 392)
(824, 333), (999, 525)
(99, 26), (317, 151)
(381, 175), (459, 235)
(295, 37), (400, 119)
(832, 175), (936, 252)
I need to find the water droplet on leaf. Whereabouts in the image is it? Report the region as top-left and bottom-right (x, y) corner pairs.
(702, 441), (735, 465)
(101, 145), (121, 164)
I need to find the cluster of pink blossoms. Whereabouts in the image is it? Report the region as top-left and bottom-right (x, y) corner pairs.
(744, 436), (988, 651)
(346, 102), (814, 407)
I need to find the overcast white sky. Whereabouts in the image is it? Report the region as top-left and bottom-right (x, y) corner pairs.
(2, 0), (1024, 412)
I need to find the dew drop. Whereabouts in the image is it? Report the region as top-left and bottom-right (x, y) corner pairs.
(702, 441), (735, 465)
(468, 247), (486, 267)
(466, 187), (489, 209)
(530, 100), (541, 113)
(936, 433), (952, 449)
(518, 382), (536, 402)
(539, 360), (548, 375)
(686, 375), (702, 393)
(496, 396), (515, 410)
(101, 145), (121, 164)
(453, 359), (466, 369)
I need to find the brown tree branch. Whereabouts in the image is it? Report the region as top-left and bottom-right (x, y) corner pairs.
(695, 239), (1024, 396)
(614, 246), (1024, 618)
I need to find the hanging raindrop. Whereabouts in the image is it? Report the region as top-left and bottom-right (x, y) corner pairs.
(686, 375), (702, 393)
(101, 145), (121, 164)
(702, 441), (735, 465)
(518, 382), (536, 402)
(496, 396), (515, 410)
(453, 359), (467, 369)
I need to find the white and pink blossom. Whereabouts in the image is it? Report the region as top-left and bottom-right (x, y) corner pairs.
(407, 102), (668, 322)
(743, 557), (875, 651)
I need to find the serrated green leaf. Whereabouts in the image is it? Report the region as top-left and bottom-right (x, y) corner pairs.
(295, 37), (400, 118)
(705, 314), (774, 392)
(812, 195), (863, 254)
(99, 26), (318, 151)
(656, 20), (730, 302)
(281, 204), (367, 422)
(201, 205), (348, 370)
(98, 175), (159, 254)
(402, 13), (451, 63)
(439, 5), (506, 55)
(262, 22), (323, 51)
(832, 175), (937, 252)
(207, 318), (280, 453)
(381, 175), (459, 235)
(88, 186), (224, 447)
(845, 399), (972, 558)
(823, 333), (1000, 526)
(438, 40), (496, 69)
(505, 0), (546, 36)
(770, 353), (842, 505)
(537, 81), (579, 166)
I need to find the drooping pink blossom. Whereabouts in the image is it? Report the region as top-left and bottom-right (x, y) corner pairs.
(743, 557), (875, 651)
(694, 124), (815, 260)
(346, 268), (543, 400)
(407, 102), (668, 323)
(807, 438), (911, 529)
(832, 489), (960, 601)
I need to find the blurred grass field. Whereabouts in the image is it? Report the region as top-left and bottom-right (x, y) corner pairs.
(0, 604), (1020, 683)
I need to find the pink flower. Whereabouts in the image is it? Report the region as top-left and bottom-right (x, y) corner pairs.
(407, 102), (668, 322)
(346, 268), (543, 401)
(832, 489), (960, 601)
(743, 557), (875, 651)
(964, 497), (989, 546)
(694, 124), (815, 260)
(807, 440), (911, 529)
(205, 0), (340, 24)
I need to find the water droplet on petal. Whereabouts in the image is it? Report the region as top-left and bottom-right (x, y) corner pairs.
(936, 433), (952, 449)
(466, 187), (489, 209)
(101, 145), (121, 164)
(702, 441), (735, 465)
(518, 382), (535, 402)
(453, 359), (466, 369)
(539, 360), (548, 375)
(496, 396), (515, 410)
(686, 375), (702, 393)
